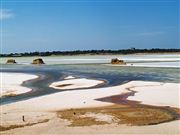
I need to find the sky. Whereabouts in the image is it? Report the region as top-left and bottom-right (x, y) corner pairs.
(0, 0), (179, 53)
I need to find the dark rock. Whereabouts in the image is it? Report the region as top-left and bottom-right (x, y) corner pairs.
(111, 58), (126, 65)
(6, 59), (16, 64)
(32, 58), (45, 64)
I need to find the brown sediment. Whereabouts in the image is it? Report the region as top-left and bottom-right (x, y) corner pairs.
(54, 79), (108, 89)
(0, 119), (49, 132)
(56, 84), (73, 87)
(1, 93), (17, 98)
(96, 90), (139, 106)
(95, 87), (180, 121)
(172, 108), (180, 115)
(57, 110), (109, 127)
(57, 104), (178, 127)
(57, 85), (180, 127)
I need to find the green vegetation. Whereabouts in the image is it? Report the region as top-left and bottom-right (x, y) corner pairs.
(1, 48), (180, 57)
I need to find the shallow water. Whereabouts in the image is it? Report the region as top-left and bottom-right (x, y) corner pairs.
(0, 54), (180, 104)
(1, 63), (180, 105)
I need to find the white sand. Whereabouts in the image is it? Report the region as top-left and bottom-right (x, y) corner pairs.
(0, 79), (129, 132)
(1, 79), (180, 134)
(1, 118), (179, 135)
(0, 72), (38, 97)
(127, 81), (180, 108)
(1, 81), (179, 115)
(1, 82), (130, 113)
(81, 112), (117, 123)
(1, 81), (179, 121)
(49, 78), (105, 90)
(64, 76), (75, 80)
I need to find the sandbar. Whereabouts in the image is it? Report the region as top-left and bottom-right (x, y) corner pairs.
(0, 72), (38, 97)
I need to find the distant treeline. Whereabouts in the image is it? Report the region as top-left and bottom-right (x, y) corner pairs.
(1, 48), (180, 57)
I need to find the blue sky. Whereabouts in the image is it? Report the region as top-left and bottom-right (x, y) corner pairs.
(1, 0), (179, 53)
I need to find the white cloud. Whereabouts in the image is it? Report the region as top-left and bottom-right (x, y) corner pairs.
(0, 9), (14, 20)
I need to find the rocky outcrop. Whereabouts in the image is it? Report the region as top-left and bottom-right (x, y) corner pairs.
(6, 59), (16, 64)
(111, 58), (126, 65)
(32, 58), (45, 64)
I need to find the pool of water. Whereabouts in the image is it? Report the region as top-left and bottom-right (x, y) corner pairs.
(1, 63), (179, 105)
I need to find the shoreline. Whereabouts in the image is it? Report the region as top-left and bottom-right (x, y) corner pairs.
(0, 72), (38, 97)
(1, 80), (179, 112)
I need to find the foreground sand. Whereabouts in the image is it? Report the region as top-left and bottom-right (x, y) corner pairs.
(1, 118), (179, 135)
(1, 76), (180, 134)
(0, 72), (38, 97)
